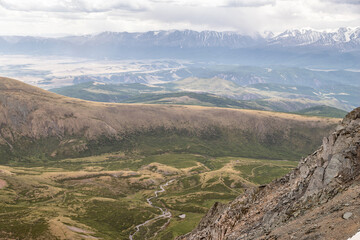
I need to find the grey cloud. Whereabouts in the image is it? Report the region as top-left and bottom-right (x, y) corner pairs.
(225, 0), (276, 7)
(323, 0), (360, 5)
(0, 0), (151, 13)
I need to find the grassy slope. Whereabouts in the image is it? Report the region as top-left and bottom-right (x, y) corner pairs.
(293, 105), (348, 118)
(0, 153), (298, 240)
(51, 81), (163, 102)
(0, 77), (339, 163)
(0, 77), (343, 239)
(51, 81), (266, 110)
(124, 92), (263, 109)
(162, 77), (246, 98)
(50, 78), (352, 113)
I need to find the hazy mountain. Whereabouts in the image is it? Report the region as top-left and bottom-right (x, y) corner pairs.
(2, 28), (359, 50)
(1, 28), (359, 67)
(269, 27), (360, 49)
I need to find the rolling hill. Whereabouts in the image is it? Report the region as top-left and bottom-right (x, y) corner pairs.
(51, 79), (351, 114)
(0, 77), (345, 239)
(0, 77), (340, 163)
(293, 105), (348, 118)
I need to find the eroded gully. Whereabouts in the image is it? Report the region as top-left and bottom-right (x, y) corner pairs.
(129, 179), (176, 240)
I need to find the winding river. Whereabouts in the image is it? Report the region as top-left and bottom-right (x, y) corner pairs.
(129, 179), (176, 240)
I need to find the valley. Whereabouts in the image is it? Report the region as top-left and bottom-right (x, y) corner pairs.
(0, 3), (359, 239)
(51, 78), (353, 116)
(0, 151), (298, 239)
(1, 54), (359, 113)
(0, 77), (340, 239)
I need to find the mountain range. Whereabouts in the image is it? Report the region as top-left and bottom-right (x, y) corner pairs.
(1, 27), (360, 68)
(2, 27), (360, 49)
(1, 26), (360, 239)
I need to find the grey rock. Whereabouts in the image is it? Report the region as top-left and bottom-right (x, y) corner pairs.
(343, 212), (353, 220)
(323, 154), (343, 185)
(304, 167), (324, 197)
(300, 165), (310, 179)
(324, 154), (352, 185)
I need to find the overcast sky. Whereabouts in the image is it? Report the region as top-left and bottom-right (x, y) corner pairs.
(0, 0), (359, 36)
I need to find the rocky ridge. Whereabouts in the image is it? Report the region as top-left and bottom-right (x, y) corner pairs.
(179, 107), (360, 240)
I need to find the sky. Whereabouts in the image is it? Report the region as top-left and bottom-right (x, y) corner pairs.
(0, 0), (359, 36)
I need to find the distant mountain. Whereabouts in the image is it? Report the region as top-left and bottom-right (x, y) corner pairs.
(269, 27), (360, 49)
(1, 28), (359, 67)
(1, 28), (359, 50)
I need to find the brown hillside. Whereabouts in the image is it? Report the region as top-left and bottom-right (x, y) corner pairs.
(0, 77), (339, 161)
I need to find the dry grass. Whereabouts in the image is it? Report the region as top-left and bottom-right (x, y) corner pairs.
(0, 179), (7, 189)
(0, 77), (339, 142)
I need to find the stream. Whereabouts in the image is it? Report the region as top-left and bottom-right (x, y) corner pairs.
(129, 179), (176, 240)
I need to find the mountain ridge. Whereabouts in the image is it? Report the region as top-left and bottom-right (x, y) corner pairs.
(2, 27), (359, 49)
(178, 106), (360, 240)
(1, 27), (359, 68)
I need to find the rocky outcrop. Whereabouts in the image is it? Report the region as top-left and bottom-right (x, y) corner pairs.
(179, 107), (360, 240)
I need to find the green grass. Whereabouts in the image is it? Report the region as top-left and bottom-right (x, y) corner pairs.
(250, 165), (295, 185)
(51, 82), (263, 111)
(142, 153), (203, 168)
(125, 91), (262, 110)
(155, 213), (204, 240)
(74, 199), (161, 239)
(234, 160), (297, 185)
(49, 75), (357, 113)
(293, 105), (348, 118)
(135, 218), (169, 240)
(0, 213), (51, 239)
(0, 152), (311, 239)
(51, 82), (163, 103)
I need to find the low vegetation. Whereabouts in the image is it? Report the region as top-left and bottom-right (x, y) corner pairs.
(292, 105), (348, 118)
(0, 77), (342, 239)
(51, 77), (354, 113)
(0, 152), (298, 239)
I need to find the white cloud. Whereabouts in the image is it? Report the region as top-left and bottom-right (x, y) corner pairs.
(225, 0), (276, 7)
(0, 0), (358, 36)
(0, 0), (151, 12)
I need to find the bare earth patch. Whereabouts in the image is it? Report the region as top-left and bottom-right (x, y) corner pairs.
(66, 226), (94, 234)
(0, 179), (7, 189)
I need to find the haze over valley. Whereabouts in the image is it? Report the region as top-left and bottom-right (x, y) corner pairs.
(0, 0), (360, 239)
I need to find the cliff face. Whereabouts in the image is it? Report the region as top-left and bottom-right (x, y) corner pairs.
(180, 107), (360, 240)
